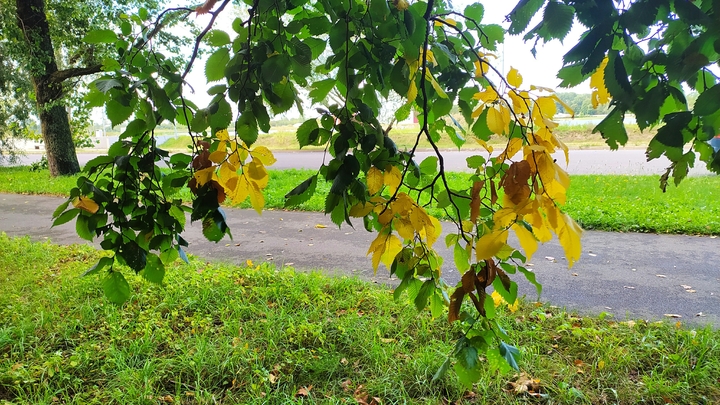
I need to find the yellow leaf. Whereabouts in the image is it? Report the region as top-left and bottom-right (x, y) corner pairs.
(383, 165), (402, 194)
(367, 230), (389, 272)
(486, 107), (505, 135)
(512, 223), (538, 261)
(427, 215), (442, 246)
(493, 208), (518, 228)
(216, 129), (230, 141)
(476, 229), (509, 260)
(73, 196), (99, 214)
(554, 161), (570, 190)
(380, 234), (403, 269)
(534, 152), (556, 184)
(425, 71), (448, 98)
(471, 105), (486, 119)
(251, 145), (276, 166)
(508, 91), (529, 115)
(315, 224), (327, 228)
(435, 18), (457, 27)
(500, 103), (511, 134)
(590, 57), (610, 108)
(194, 167), (215, 187)
(407, 80), (418, 104)
(232, 176), (251, 205)
(209, 150), (227, 164)
(557, 213), (583, 268)
(246, 158), (269, 188)
(474, 59), (489, 78)
(248, 180), (265, 214)
(535, 96), (557, 119)
(507, 67), (523, 88)
(367, 167), (384, 195)
(496, 138), (523, 161)
(393, 217), (415, 241)
(475, 138), (493, 153)
(349, 202), (375, 217)
(551, 94), (575, 118)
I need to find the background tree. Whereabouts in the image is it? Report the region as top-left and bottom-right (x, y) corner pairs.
(52, 0), (720, 385)
(0, 0), (184, 174)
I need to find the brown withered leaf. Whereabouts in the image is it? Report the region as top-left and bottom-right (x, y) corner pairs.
(505, 372), (543, 397)
(490, 179), (498, 205)
(469, 180), (484, 223)
(192, 149), (211, 170)
(448, 288), (465, 323)
(296, 385), (312, 397)
(501, 161), (531, 205)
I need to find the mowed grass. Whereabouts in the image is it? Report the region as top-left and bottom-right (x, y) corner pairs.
(1, 235), (719, 404)
(1, 166), (718, 235)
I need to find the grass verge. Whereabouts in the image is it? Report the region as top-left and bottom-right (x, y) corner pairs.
(1, 235), (719, 404)
(1, 167), (718, 235)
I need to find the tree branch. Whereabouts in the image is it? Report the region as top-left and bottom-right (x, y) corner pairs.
(49, 65), (102, 84)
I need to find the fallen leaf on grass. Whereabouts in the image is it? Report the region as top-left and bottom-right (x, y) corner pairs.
(664, 314), (682, 318)
(340, 379), (352, 391)
(296, 385), (312, 397)
(505, 372), (543, 397)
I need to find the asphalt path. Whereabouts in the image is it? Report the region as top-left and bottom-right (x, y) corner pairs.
(8, 148), (715, 176)
(1, 193), (718, 326)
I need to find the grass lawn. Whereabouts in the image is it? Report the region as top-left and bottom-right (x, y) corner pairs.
(1, 166), (718, 235)
(1, 235), (719, 404)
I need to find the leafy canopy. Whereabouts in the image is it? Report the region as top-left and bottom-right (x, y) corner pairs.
(52, 0), (720, 385)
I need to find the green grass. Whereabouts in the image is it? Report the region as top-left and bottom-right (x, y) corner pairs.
(1, 234), (719, 404)
(2, 166), (718, 235)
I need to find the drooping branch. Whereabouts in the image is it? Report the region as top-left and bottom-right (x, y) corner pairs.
(48, 65), (103, 84)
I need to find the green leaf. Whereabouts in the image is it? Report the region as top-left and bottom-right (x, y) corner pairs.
(466, 155), (486, 169)
(296, 118), (320, 148)
(285, 175), (318, 207)
(210, 98), (233, 129)
(414, 280), (434, 311)
(518, 265), (542, 297)
(53, 200), (71, 219)
(419, 156), (438, 175)
(429, 292), (445, 318)
(83, 29), (117, 44)
(370, 0), (390, 21)
(478, 24), (504, 51)
(454, 361), (482, 389)
(262, 54), (292, 83)
(141, 254), (165, 284)
(694, 84), (720, 117)
(76, 215), (94, 241)
(309, 79), (336, 104)
(103, 271), (131, 304)
(202, 215), (226, 242)
(118, 240), (147, 272)
(205, 48), (230, 82)
(464, 3), (484, 22)
(83, 256), (114, 277)
(205, 29), (231, 47)
(592, 108), (627, 149)
(445, 125), (465, 149)
(453, 242), (470, 273)
(52, 208), (80, 227)
(432, 356), (452, 382)
(106, 100), (133, 127)
(653, 112), (692, 148)
(499, 341), (521, 371)
(542, 1), (574, 40)
(507, 0), (546, 35)
(236, 111), (259, 146)
(304, 37), (327, 59)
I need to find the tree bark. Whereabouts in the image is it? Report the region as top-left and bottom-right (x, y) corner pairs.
(16, 0), (80, 176)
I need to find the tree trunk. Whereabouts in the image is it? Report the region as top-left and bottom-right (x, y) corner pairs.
(16, 0), (80, 176)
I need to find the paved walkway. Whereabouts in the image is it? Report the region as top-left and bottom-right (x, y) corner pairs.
(1, 193), (718, 326)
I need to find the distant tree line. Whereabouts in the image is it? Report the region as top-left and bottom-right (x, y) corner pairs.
(555, 92), (611, 116)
